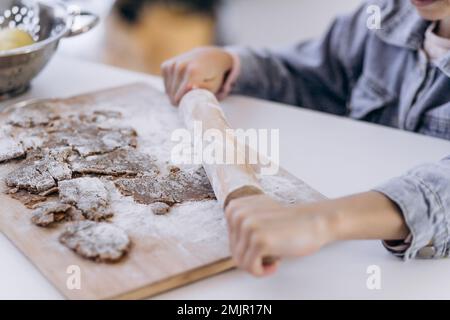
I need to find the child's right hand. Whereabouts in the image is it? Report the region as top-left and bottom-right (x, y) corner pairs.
(161, 47), (234, 105)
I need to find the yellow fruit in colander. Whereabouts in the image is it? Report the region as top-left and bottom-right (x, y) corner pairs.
(0, 28), (35, 51)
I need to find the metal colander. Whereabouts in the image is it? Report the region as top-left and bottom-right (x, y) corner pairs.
(0, 0), (99, 101)
(0, 0), (42, 41)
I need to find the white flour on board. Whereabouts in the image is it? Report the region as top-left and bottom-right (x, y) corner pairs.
(1, 84), (323, 260)
(259, 174), (321, 205)
(74, 86), (322, 248)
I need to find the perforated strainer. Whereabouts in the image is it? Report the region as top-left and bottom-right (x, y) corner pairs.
(0, 0), (99, 101)
(0, 1), (41, 40)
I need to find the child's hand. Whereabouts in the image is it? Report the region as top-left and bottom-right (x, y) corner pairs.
(225, 195), (337, 277)
(225, 192), (409, 277)
(161, 47), (234, 105)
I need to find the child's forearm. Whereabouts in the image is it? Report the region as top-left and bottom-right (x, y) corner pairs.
(325, 191), (410, 242)
(226, 192), (410, 276)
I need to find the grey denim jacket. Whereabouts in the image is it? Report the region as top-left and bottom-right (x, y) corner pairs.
(229, 0), (450, 259)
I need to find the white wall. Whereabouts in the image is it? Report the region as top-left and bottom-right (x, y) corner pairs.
(219, 0), (362, 46)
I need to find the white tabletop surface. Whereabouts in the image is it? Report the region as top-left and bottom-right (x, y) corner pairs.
(1, 55), (450, 300)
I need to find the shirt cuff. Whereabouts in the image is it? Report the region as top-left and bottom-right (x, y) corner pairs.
(216, 49), (241, 100)
(374, 173), (447, 260)
(382, 235), (412, 258)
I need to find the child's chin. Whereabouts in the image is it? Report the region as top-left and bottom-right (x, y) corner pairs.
(414, 5), (447, 21)
(412, 0), (449, 20)
(417, 11), (447, 21)
(416, 11), (443, 20)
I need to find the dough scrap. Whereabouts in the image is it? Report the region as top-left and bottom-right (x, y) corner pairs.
(150, 202), (171, 215)
(31, 202), (73, 227)
(0, 135), (25, 163)
(18, 132), (46, 151)
(45, 147), (73, 181)
(83, 110), (122, 123)
(49, 124), (137, 157)
(115, 166), (216, 206)
(5, 147), (72, 193)
(49, 110), (122, 128)
(8, 102), (60, 128)
(6, 162), (57, 193)
(8, 190), (47, 208)
(59, 221), (130, 262)
(58, 177), (112, 221)
(70, 147), (159, 177)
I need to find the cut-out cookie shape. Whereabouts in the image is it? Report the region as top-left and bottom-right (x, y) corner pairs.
(59, 221), (130, 262)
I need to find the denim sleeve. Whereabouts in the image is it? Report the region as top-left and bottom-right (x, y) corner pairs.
(374, 155), (450, 260)
(227, 2), (370, 115)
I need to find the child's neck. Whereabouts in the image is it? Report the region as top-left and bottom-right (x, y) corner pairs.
(437, 17), (450, 38)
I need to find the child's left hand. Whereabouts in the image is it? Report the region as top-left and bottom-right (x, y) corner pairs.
(225, 195), (337, 277)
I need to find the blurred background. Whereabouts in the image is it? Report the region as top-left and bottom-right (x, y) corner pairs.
(59, 0), (361, 75)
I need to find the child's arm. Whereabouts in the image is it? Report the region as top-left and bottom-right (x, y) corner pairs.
(223, 6), (367, 112)
(225, 191), (407, 276)
(162, 3), (370, 110)
(226, 155), (450, 276)
(374, 156), (450, 260)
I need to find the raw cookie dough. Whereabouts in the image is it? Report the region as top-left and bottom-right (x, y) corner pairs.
(150, 202), (171, 215)
(45, 147), (73, 181)
(70, 147), (159, 177)
(5, 147), (72, 193)
(51, 110), (122, 128)
(7, 102), (60, 128)
(37, 109), (136, 157)
(115, 166), (216, 206)
(31, 202), (73, 227)
(0, 135), (25, 162)
(8, 190), (47, 208)
(17, 131), (46, 151)
(6, 162), (58, 193)
(59, 221), (130, 262)
(82, 110), (122, 123)
(49, 123), (137, 157)
(58, 177), (112, 221)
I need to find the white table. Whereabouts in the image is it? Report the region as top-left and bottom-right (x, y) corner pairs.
(1, 55), (450, 299)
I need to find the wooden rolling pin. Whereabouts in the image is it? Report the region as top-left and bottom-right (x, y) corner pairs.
(179, 89), (264, 207)
(179, 89), (276, 267)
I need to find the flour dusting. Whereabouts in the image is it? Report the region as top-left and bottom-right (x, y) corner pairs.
(1, 84), (323, 264)
(259, 174), (322, 205)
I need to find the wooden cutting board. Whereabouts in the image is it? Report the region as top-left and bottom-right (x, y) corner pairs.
(0, 83), (325, 299)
